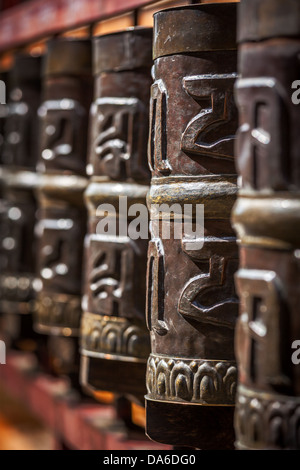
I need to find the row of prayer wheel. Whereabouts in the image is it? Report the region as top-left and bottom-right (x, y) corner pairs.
(0, 0), (300, 450)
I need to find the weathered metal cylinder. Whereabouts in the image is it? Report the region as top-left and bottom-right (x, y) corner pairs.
(34, 38), (92, 382)
(0, 54), (41, 350)
(0, 71), (8, 167)
(79, 28), (152, 404)
(2, 55), (41, 169)
(232, 0), (300, 450)
(145, 4), (239, 449)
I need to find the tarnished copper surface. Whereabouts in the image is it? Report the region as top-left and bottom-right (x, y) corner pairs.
(153, 4), (237, 58)
(232, 0), (300, 450)
(79, 28), (152, 404)
(145, 4), (238, 449)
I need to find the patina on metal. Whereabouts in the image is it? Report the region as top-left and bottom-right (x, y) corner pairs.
(233, 0), (300, 450)
(145, 4), (239, 449)
(34, 38), (92, 384)
(0, 54), (41, 350)
(79, 28), (152, 404)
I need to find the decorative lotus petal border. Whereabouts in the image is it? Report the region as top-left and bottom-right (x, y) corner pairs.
(146, 353), (237, 405)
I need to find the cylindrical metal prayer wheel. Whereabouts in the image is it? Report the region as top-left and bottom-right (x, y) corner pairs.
(2, 56), (41, 169)
(0, 70), (9, 260)
(34, 38), (92, 384)
(79, 28), (152, 404)
(0, 71), (8, 166)
(232, 0), (300, 450)
(145, 4), (239, 449)
(0, 54), (41, 351)
(0, 72), (8, 304)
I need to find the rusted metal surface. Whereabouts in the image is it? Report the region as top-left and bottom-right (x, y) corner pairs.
(34, 38), (92, 385)
(0, 54), (41, 350)
(233, 0), (300, 450)
(145, 4), (238, 449)
(80, 28), (152, 404)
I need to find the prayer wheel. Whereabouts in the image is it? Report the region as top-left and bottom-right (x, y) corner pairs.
(145, 4), (239, 449)
(79, 28), (152, 405)
(34, 38), (92, 384)
(233, 0), (300, 450)
(0, 54), (41, 351)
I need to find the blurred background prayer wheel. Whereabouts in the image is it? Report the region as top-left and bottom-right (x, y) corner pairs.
(232, 0), (300, 450)
(0, 54), (41, 353)
(79, 28), (152, 408)
(0, 71), (8, 167)
(34, 38), (92, 387)
(145, 4), (239, 449)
